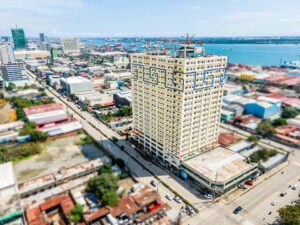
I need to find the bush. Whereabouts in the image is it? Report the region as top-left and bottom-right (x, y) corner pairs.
(30, 130), (48, 141)
(272, 118), (287, 127)
(119, 172), (129, 180)
(269, 149), (278, 157)
(256, 120), (275, 137)
(250, 152), (260, 163)
(69, 204), (83, 223)
(248, 135), (260, 142)
(102, 191), (120, 207)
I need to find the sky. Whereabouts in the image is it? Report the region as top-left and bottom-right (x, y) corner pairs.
(1, 0), (300, 38)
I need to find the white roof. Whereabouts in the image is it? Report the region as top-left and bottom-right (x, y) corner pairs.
(228, 141), (252, 152)
(41, 121), (82, 136)
(0, 121), (24, 133)
(0, 162), (15, 189)
(62, 76), (91, 84)
(27, 110), (67, 122)
(257, 96), (281, 104)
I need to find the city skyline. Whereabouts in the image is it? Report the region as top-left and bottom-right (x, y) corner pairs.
(1, 0), (300, 37)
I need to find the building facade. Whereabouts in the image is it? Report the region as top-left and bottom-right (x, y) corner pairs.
(0, 43), (16, 65)
(61, 38), (80, 55)
(60, 76), (93, 94)
(11, 28), (27, 49)
(1, 63), (28, 83)
(39, 33), (47, 43)
(131, 45), (227, 166)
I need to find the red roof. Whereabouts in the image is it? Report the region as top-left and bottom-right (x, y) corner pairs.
(282, 98), (300, 106)
(102, 101), (115, 107)
(26, 194), (75, 225)
(266, 93), (285, 99)
(264, 75), (286, 82)
(84, 207), (109, 222)
(109, 196), (140, 217)
(23, 103), (63, 116)
(276, 125), (297, 135)
(218, 132), (241, 147)
(264, 86), (281, 93)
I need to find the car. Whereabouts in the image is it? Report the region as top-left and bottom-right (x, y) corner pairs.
(165, 194), (172, 200)
(238, 184), (247, 189)
(174, 196), (182, 203)
(131, 144), (135, 149)
(292, 184), (298, 190)
(186, 205), (194, 214)
(204, 194), (213, 199)
(291, 201), (297, 206)
(271, 200), (279, 206)
(107, 145), (111, 149)
(150, 180), (156, 187)
(233, 206), (242, 214)
(245, 181), (253, 186)
(280, 192), (287, 197)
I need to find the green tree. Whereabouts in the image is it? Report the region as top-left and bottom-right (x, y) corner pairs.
(69, 204), (84, 223)
(86, 173), (119, 199)
(29, 130), (48, 141)
(272, 118), (288, 127)
(250, 152), (260, 163)
(97, 104), (103, 110)
(256, 120), (275, 137)
(278, 204), (300, 225)
(102, 191), (120, 207)
(248, 135), (260, 142)
(6, 82), (16, 91)
(269, 149), (278, 157)
(98, 164), (112, 175)
(111, 136), (118, 143)
(19, 122), (36, 135)
(282, 107), (299, 119)
(0, 146), (7, 163)
(16, 108), (27, 121)
(81, 105), (88, 111)
(115, 158), (125, 169)
(117, 106), (132, 117)
(257, 149), (270, 162)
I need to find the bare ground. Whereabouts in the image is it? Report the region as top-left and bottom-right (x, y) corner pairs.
(14, 134), (105, 182)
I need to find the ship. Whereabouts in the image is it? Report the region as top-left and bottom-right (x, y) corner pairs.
(222, 48), (232, 51)
(280, 60), (300, 69)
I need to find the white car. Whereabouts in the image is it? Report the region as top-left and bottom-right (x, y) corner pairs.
(165, 194), (172, 200)
(292, 184), (298, 190)
(271, 200), (278, 206)
(107, 145), (111, 149)
(174, 196), (182, 203)
(204, 194), (213, 199)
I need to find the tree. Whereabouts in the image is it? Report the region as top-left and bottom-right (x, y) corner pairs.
(250, 152), (260, 163)
(98, 164), (112, 175)
(269, 149), (278, 157)
(282, 107), (299, 119)
(86, 173), (119, 199)
(117, 106), (132, 117)
(6, 82), (16, 91)
(115, 158), (125, 169)
(278, 204), (300, 225)
(69, 204), (83, 223)
(256, 120), (275, 137)
(272, 118), (288, 127)
(111, 136), (118, 143)
(16, 108), (27, 121)
(0, 146), (7, 163)
(29, 130), (48, 141)
(19, 122), (36, 135)
(81, 105), (88, 111)
(102, 191), (120, 207)
(257, 149), (270, 162)
(97, 104), (103, 110)
(248, 135), (260, 142)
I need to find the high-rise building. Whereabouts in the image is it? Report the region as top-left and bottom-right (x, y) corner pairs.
(39, 33), (47, 43)
(131, 45), (227, 164)
(0, 43), (16, 65)
(1, 63), (28, 83)
(11, 28), (27, 49)
(61, 38), (80, 55)
(131, 45), (258, 193)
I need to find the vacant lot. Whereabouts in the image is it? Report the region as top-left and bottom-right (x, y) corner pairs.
(0, 103), (13, 123)
(14, 134), (105, 182)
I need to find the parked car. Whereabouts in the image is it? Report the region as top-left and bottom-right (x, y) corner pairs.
(245, 181), (253, 186)
(233, 206), (242, 214)
(204, 194), (213, 199)
(292, 184), (298, 190)
(280, 192), (287, 197)
(150, 180), (156, 187)
(271, 200), (278, 206)
(174, 196), (182, 203)
(165, 194), (172, 200)
(238, 184), (247, 189)
(186, 205), (194, 214)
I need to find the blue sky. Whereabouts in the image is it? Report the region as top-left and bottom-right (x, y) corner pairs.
(1, 0), (300, 37)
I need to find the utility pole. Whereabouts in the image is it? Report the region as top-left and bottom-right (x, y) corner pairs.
(213, 170), (219, 202)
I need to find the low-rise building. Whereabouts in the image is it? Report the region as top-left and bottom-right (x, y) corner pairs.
(218, 132), (242, 147)
(180, 147), (258, 193)
(60, 76), (93, 94)
(113, 90), (132, 106)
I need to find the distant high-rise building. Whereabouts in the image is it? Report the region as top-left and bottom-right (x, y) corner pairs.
(61, 38), (80, 55)
(39, 33), (47, 43)
(11, 28), (27, 49)
(50, 48), (58, 59)
(1, 36), (10, 42)
(1, 63), (28, 83)
(0, 43), (16, 65)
